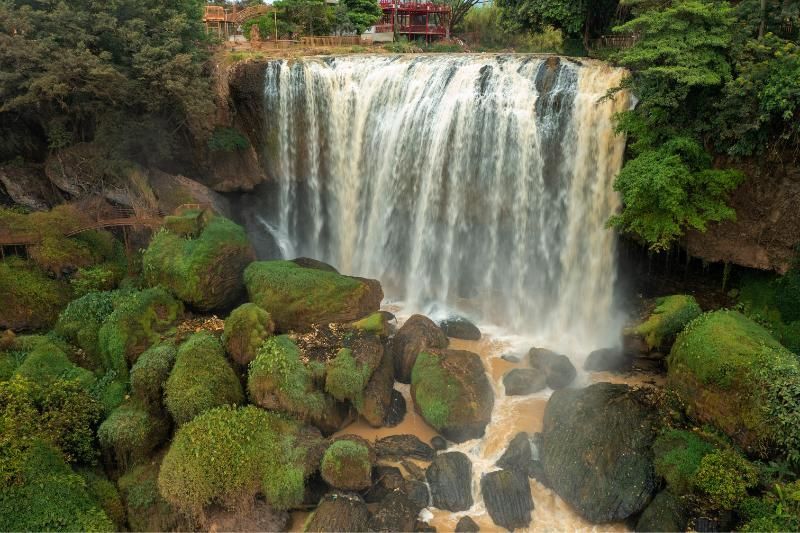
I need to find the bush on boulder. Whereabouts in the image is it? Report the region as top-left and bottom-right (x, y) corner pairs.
(12, 335), (95, 389)
(320, 437), (373, 491)
(97, 400), (170, 468)
(635, 295), (701, 352)
(243, 260), (383, 332)
(411, 349), (494, 442)
(55, 290), (118, 367)
(0, 257), (72, 331)
(117, 462), (182, 532)
(222, 302), (274, 366)
(668, 310), (800, 459)
(164, 332), (243, 425)
(143, 213), (255, 311)
(158, 405), (317, 519)
(130, 343), (177, 407)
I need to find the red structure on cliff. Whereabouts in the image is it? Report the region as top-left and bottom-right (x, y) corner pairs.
(374, 0), (451, 42)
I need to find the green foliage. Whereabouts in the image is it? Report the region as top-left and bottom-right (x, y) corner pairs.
(0, 441), (113, 532)
(653, 429), (715, 495)
(495, 0), (618, 42)
(13, 335), (95, 389)
(207, 127), (250, 152)
(158, 405), (310, 518)
(737, 269), (800, 353)
(669, 310), (800, 462)
(325, 348), (371, 403)
(694, 449), (759, 509)
(97, 400), (170, 469)
(0, 376), (102, 485)
(0, 257), (72, 331)
(164, 332), (244, 425)
(635, 295), (702, 350)
(248, 335), (325, 418)
(97, 287), (183, 379)
(143, 214), (253, 311)
(130, 343), (177, 407)
(117, 462), (181, 532)
(320, 439), (371, 488)
(56, 290), (119, 364)
(79, 469), (126, 529)
(343, 0), (382, 33)
(222, 303), (275, 366)
(740, 480), (800, 532)
(411, 351), (458, 430)
(274, 0), (333, 36)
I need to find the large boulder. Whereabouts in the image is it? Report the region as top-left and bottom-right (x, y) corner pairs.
(634, 295), (701, 352)
(143, 212), (255, 311)
(426, 452), (473, 512)
(439, 315), (482, 341)
(584, 348), (629, 372)
(97, 400), (170, 468)
(411, 349), (494, 443)
(221, 303), (274, 367)
(0, 257), (72, 331)
(304, 492), (370, 532)
(480, 470), (534, 531)
(0, 162), (62, 210)
(391, 314), (448, 383)
(368, 490), (424, 532)
(244, 260), (383, 332)
(496, 432), (533, 473)
(503, 368), (547, 396)
(635, 490), (687, 532)
(357, 349), (395, 427)
(668, 310), (800, 457)
(540, 382), (658, 523)
(320, 436), (373, 492)
(528, 348), (576, 389)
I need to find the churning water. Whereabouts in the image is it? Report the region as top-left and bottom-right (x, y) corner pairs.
(238, 54), (631, 353)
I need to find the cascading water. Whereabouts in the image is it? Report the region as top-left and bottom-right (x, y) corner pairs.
(237, 54), (631, 354)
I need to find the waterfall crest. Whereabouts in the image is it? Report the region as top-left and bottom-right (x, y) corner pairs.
(242, 54), (631, 352)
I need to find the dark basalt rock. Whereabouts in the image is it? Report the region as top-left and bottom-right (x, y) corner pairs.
(375, 434), (435, 461)
(540, 382), (658, 523)
(584, 347), (630, 372)
(431, 436), (448, 451)
(503, 368), (547, 396)
(360, 350), (395, 428)
(481, 469), (534, 531)
(455, 516), (480, 532)
(369, 490), (424, 532)
(636, 490), (688, 532)
(384, 389), (407, 427)
(528, 460), (547, 484)
(391, 314), (448, 383)
(415, 520), (437, 532)
(501, 353), (522, 363)
(497, 432), (533, 472)
(439, 315), (482, 341)
(401, 459), (427, 482)
(304, 492), (370, 532)
(528, 347), (576, 389)
(404, 479), (430, 509)
(364, 466), (405, 504)
(426, 452), (473, 512)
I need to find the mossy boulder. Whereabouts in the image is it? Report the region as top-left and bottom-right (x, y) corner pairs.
(222, 302), (275, 366)
(358, 349), (395, 427)
(653, 429), (715, 496)
(410, 349), (494, 443)
(320, 436), (374, 491)
(97, 287), (183, 379)
(635, 490), (687, 532)
(143, 213), (255, 311)
(667, 310), (800, 458)
(635, 295), (702, 352)
(55, 290), (119, 367)
(0, 257), (72, 331)
(350, 312), (392, 336)
(130, 343), (177, 407)
(158, 405), (320, 519)
(13, 335), (95, 388)
(117, 462), (183, 532)
(164, 332), (244, 425)
(78, 469), (127, 529)
(391, 314), (448, 383)
(97, 400), (170, 468)
(325, 347), (374, 404)
(244, 260), (383, 332)
(0, 441), (114, 531)
(304, 492), (370, 533)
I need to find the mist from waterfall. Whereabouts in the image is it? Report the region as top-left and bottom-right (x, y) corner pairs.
(238, 54), (631, 354)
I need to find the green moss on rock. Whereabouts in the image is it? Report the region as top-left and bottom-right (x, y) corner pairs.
(693, 449), (758, 510)
(320, 438), (372, 491)
(222, 302), (274, 366)
(635, 295), (702, 351)
(130, 343), (177, 407)
(164, 332), (243, 425)
(351, 312), (390, 336)
(143, 214), (255, 311)
(325, 348), (372, 404)
(97, 400), (170, 468)
(13, 335), (95, 388)
(668, 310), (800, 459)
(78, 469), (127, 529)
(117, 462), (182, 532)
(244, 260), (383, 331)
(97, 287), (183, 379)
(158, 405), (312, 519)
(0, 257), (72, 331)
(653, 429), (715, 495)
(55, 290), (119, 366)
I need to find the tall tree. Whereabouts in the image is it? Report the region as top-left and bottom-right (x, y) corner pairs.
(343, 0), (382, 34)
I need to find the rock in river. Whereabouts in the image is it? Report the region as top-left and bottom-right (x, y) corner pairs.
(392, 314), (449, 383)
(426, 452), (473, 512)
(481, 469), (534, 531)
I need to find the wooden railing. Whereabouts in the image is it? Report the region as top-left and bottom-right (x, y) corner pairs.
(589, 33), (640, 51)
(299, 36), (361, 46)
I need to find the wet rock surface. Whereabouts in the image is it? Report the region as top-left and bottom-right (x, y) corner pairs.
(369, 490), (424, 532)
(503, 368), (547, 396)
(636, 490), (688, 532)
(364, 465), (406, 503)
(528, 347), (577, 389)
(431, 436), (448, 451)
(584, 347), (630, 372)
(455, 516), (480, 532)
(304, 492), (370, 532)
(383, 389), (407, 427)
(391, 314), (448, 383)
(481, 469), (534, 531)
(426, 452), (473, 512)
(496, 431), (533, 472)
(439, 315), (482, 341)
(374, 434), (435, 461)
(540, 382), (658, 523)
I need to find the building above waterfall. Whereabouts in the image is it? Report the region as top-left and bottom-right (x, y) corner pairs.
(362, 0), (451, 43)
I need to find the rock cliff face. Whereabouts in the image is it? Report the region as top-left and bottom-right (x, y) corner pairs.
(684, 156), (800, 273)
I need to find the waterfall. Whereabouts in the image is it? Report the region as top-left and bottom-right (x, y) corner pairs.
(239, 54), (631, 353)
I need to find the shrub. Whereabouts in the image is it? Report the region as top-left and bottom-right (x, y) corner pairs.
(740, 481), (800, 532)
(71, 264), (125, 297)
(142, 215), (254, 311)
(0, 257), (72, 331)
(90, 369), (128, 416)
(97, 287), (183, 379)
(222, 303), (274, 366)
(247, 335), (325, 418)
(319, 438), (372, 491)
(164, 332), (243, 425)
(13, 335), (95, 389)
(158, 405), (311, 519)
(117, 462), (181, 532)
(0, 440), (113, 532)
(325, 348), (371, 404)
(79, 469), (126, 529)
(207, 127), (250, 152)
(97, 400), (170, 468)
(668, 310), (800, 461)
(694, 449), (759, 510)
(130, 343), (177, 407)
(635, 295), (702, 350)
(55, 290), (118, 364)
(653, 429), (715, 495)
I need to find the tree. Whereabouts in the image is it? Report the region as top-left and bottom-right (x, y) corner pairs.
(343, 0), (382, 34)
(274, 0), (332, 36)
(447, 0), (482, 35)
